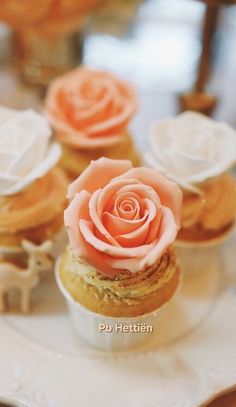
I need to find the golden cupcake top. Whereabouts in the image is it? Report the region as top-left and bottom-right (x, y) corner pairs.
(181, 173), (236, 231)
(0, 168), (67, 234)
(61, 245), (178, 300)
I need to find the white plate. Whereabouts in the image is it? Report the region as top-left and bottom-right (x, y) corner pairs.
(0, 230), (235, 407)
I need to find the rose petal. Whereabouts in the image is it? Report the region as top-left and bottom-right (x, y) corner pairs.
(89, 188), (120, 247)
(86, 101), (135, 137)
(96, 179), (161, 239)
(79, 219), (155, 258)
(70, 75), (119, 126)
(0, 109), (51, 175)
(55, 130), (122, 149)
(0, 171), (20, 195)
(115, 199), (158, 247)
(96, 179), (161, 218)
(64, 191), (91, 257)
(86, 74), (137, 136)
(106, 207), (177, 272)
(110, 182), (161, 209)
(46, 103), (123, 149)
(113, 167), (182, 227)
(103, 210), (148, 237)
(115, 193), (140, 220)
(96, 179), (141, 215)
(0, 143), (61, 196)
(0, 151), (17, 172)
(64, 190), (120, 277)
(145, 208), (163, 243)
(144, 151), (202, 194)
(67, 157), (132, 200)
(112, 192), (142, 218)
(141, 206), (178, 269)
(60, 79), (115, 129)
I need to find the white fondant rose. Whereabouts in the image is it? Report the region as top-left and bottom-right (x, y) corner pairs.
(145, 111), (236, 193)
(0, 107), (61, 195)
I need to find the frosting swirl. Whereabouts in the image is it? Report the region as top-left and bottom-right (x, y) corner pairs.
(181, 173), (236, 231)
(0, 168), (67, 234)
(62, 245), (178, 300)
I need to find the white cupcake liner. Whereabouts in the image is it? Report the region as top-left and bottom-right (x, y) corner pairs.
(55, 259), (180, 351)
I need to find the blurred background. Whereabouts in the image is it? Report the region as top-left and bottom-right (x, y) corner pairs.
(0, 1), (236, 406)
(1, 0), (236, 150)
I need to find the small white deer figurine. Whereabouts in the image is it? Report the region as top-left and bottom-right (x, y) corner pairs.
(0, 240), (53, 313)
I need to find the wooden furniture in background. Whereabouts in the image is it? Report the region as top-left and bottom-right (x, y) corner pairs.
(180, 0), (236, 115)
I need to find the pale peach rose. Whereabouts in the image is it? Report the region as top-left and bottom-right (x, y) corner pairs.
(45, 68), (137, 149)
(64, 158), (182, 277)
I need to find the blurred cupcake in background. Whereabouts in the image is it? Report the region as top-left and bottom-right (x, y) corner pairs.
(45, 67), (140, 179)
(0, 0), (104, 36)
(0, 107), (67, 252)
(56, 157), (182, 350)
(145, 111), (236, 245)
(0, 1), (105, 85)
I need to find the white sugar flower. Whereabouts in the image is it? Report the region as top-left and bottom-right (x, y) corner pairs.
(145, 111), (236, 193)
(0, 107), (61, 195)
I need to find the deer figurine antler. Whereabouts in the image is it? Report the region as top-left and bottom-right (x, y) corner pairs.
(0, 240), (54, 313)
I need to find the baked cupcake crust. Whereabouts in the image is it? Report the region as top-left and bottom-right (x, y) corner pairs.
(179, 173), (236, 242)
(59, 133), (140, 178)
(59, 246), (181, 317)
(0, 167), (67, 246)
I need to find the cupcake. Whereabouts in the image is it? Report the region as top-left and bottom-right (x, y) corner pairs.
(0, 107), (67, 252)
(56, 157), (182, 349)
(145, 111), (236, 245)
(44, 67), (140, 179)
(0, 0), (104, 36)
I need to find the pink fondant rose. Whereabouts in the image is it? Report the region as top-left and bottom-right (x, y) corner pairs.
(65, 158), (182, 277)
(45, 68), (137, 149)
